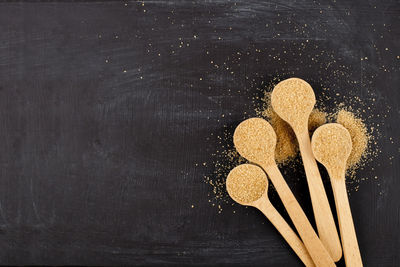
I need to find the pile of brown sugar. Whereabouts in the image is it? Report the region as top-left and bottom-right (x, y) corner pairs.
(233, 118), (276, 165)
(336, 110), (369, 169)
(262, 105), (327, 163)
(226, 164), (267, 204)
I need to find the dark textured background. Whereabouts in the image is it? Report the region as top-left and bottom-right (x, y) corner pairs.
(0, 1), (398, 266)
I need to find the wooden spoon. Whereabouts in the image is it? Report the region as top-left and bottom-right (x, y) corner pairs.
(233, 118), (335, 267)
(271, 78), (342, 261)
(311, 123), (363, 267)
(226, 164), (315, 267)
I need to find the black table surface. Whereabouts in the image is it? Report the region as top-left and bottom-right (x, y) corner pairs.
(0, 1), (398, 266)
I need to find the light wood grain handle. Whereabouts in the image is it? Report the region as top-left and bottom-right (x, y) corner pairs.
(256, 198), (315, 267)
(331, 175), (363, 267)
(263, 163), (335, 267)
(297, 130), (342, 261)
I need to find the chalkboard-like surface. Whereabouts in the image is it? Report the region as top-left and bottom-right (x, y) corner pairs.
(0, 1), (398, 266)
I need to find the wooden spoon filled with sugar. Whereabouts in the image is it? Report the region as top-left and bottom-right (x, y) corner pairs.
(233, 118), (335, 267)
(311, 123), (363, 267)
(226, 164), (315, 267)
(271, 78), (342, 261)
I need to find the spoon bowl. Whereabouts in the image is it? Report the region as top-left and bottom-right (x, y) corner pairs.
(271, 78), (315, 132)
(233, 118), (276, 166)
(311, 123), (352, 176)
(226, 164), (268, 206)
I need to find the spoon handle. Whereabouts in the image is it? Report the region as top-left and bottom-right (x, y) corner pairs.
(330, 174), (363, 267)
(297, 129), (342, 261)
(256, 198), (315, 267)
(263, 163), (335, 267)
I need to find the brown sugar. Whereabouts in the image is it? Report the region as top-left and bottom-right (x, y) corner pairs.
(263, 106), (297, 163)
(226, 164), (267, 204)
(336, 110), (369, 168)
(309, 109), (327, 133)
